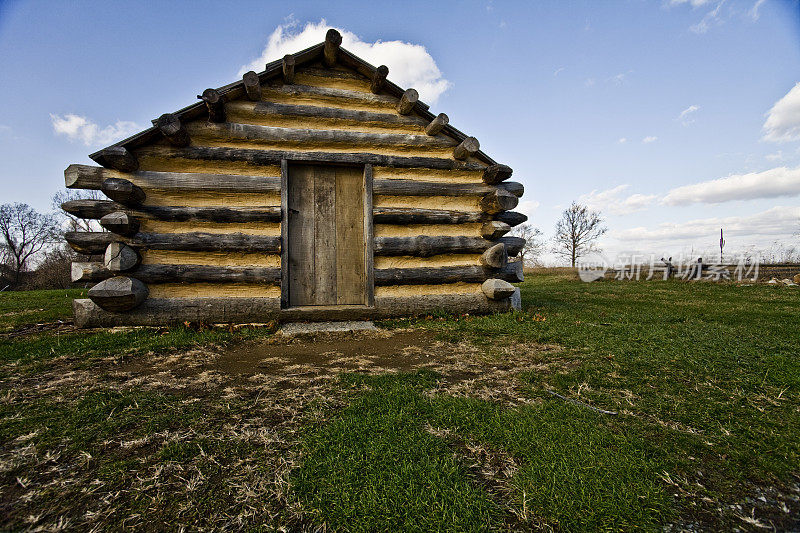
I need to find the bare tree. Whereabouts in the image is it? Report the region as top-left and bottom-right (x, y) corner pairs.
(510, 223), (544, 266)
(552, 202), (607, 267)
(0, 203), (61, 286)
(52, 189), (103, 232)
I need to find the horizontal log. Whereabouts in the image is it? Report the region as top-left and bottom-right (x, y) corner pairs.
(370, 64), (389, 94)
(99, 211), (139, 235)
(63, 165), (280, 192)
(483, 164), (513, 185)
(397, 88), (419, 115)
(63, 200), (281, 223)
(136, 145), (487, 171)
(297, 66), (365, 81)
(65, 231), (281, 255)
(374, 236), (524, 257)
(496, 211), (528, 227)
(88, 276), (148, 312)
(480, 242), (507, 269)
(243, 71), (262, 101)
(101, 178), (145, 206)
(199, 88), (225, 122)
(157, 113), (190, 147)
(282, 54), (296, 84)
(265, 83), (399, 108)
(73, 262), (281, 285)
(104, 242), (140, 272)
(67, 232), (522, 257)
(453, 137), (480, 160)
(323, 28), (342, 67)
(425, 113), (449, 136)
(482, 278), (516, 300)
(481, 221), (511, 240)
(237, 101), (428, 128)
(374, 179), (523, 197)
(73, 293), (512, 327)
(75, 261), (518, 287)
(71, 262), (110, 283)
(191, 122), (457, 149)
(480, 189), (518, 214)
(93, 147), (138, 172)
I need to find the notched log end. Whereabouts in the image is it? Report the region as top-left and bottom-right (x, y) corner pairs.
(483, 164), (513, 185)
(93, 147), (139, 173)
(88, 276), (148, 312)
(482, 278), (516, 300)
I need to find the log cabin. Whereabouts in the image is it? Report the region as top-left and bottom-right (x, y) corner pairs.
(62, 30), (527, 327)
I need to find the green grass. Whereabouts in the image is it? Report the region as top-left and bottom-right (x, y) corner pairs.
(0, 288), (84, 330)
(1, 273), (798, 530)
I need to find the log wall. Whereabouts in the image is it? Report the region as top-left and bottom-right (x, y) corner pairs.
(65, 56), (526, 326)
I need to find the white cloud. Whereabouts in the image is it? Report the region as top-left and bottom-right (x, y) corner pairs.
(765, 151), (783, 161)
(663, 165), (800, 205)
(689, 0), (726, 34)
(668, 0), (714, 7)
(579, 184), (657, 215)
(584, 78), (596, 87)
(607, 72), (628, 85)
(553, 67), (565, 77)
(678, 104), (700, 125)
(239, 18), (451, 104)
(642, 136), (658, 144)
(618, 137), (628, 144)
(614, 205), (800, 243)
(517, 199), (541, 222)
(763, 83), (800, 143)
(748, 0), (766, 21)
(50, 114), (140, 146)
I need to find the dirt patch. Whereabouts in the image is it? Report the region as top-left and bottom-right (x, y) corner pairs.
(0, 321), (75, 338)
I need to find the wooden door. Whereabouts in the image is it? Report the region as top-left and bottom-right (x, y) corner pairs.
(286, 163), (366, 306)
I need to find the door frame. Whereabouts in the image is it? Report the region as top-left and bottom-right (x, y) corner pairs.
(280, 159), (374, 309)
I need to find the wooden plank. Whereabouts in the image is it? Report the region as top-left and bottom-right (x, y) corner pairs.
(280, 159), (289, 309)
(336, 166), (365, 304)
(363, 164), (375, 306)
(314, 165), (337, 305)
(134, 146), (486, 171)
(288, 163), (315, 306)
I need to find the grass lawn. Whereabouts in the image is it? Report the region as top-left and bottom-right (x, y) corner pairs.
(1, 273), (798, 531)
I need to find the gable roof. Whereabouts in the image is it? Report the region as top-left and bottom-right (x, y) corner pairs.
(89, 38), (497, 166)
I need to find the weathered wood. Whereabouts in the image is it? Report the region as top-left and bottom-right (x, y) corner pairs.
(73, 262), (280, 285)
(65, 231), (281, 255)
(453, 137), (480, 160)
(483, 164), (513, 185)
(101, 178), (145, 206)
(374, 265), (514, 286)
(73, 293), (511, 327)
(280, 158), (289, 309)
(93, 147), (138, 172)
(99, 211), (139, 236)
(481, 221), (511, 240)
(480, 189), (518, 214)
(374, 179), (523, 197)
(323, 28), (342, 67)
(500, 257), (524, 283)
(480, 242), (508, 269)
(425, 113), (449, 136)
(198, 88), (225, 122)
(136, 145), (486, 171)
(63, 165), (281, 192)
(242, 71), (262, 101)
(374, 236), (523, 257)
(370, 65), (389, 93)
(104, 242), (140, 272)
(495, 211), (528, 227)
(193, 122), (456, 149)
(65, 164), (105, 189)
(297, 66), (365, 80)
(63, 200), (281, 223)
(264, 83), (399, 108)
(364, 164), (375, 306)
(239, 101), (428, 128)
(156, 113), (190, 147)
(397, 88), (419, 115)
(71, 261), (110, 283)
(88, 276), (148, 312)
(282, 54), (295, 83)
(372, 207), (484, 224)
(482, 278), (516, 300)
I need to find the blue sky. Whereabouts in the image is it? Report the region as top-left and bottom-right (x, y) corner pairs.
(1, 0), (798, 264)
